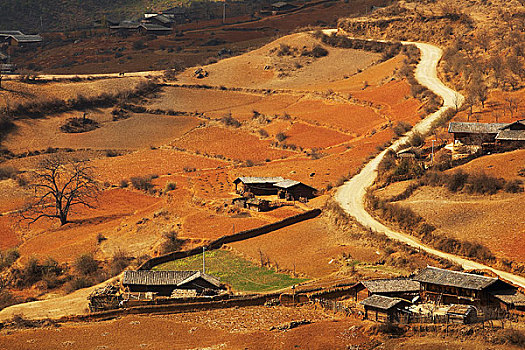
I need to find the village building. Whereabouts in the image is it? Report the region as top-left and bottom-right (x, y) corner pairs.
(495, 119), (525, 147)
(360, 294), (412, 322)
(109, 21), (142, 34)
(138, 23), (172, 35)
(274, 179), (317, 201)
(233, 176), (284, 195)
(271, 1), (298, 13)
(350, 278), (421, 303)
(490, 289), (525, 314)
(122, 270), (222, 297)
(144, 14), (176, 28)
(448, 120), (525, 148)
(0, 31), (43, 55)
(414, 266), (517, 308)
(163, 7), (188, 24)
(448, 122), (507, 145)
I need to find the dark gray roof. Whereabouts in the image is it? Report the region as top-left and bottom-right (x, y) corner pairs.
(123, 270), (220, 287)
(360, 295), (410, 310)
(234, 176), (284, 184)
(447, 304), (476, 316)
(496, 129), (525, 141)
(151, 14), (174, 24)
(491, 290), (525, 306)
(448, 122), (507, 134)
(414, 266), (498, 291)
(362, 278), (420, 294)
(111, 21), (141, 29)
(140, 23), (172, 31)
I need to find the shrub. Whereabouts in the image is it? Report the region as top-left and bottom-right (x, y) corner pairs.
(74, 254), (99, 276)
(120, 179), (129, 188)
(275, 132), (287, 142)
(276, 43), (292, 56)
(0, 290), (20, 311)
(164, 182), (177, 192)
(258, 129), (269, 138)
(109, 251), (130, 276)
(130, 176), (154, 192)
(160, 231), (183, 254)
(0, 166), (18, 180)
(60, 116), (99, 133)
(0, 248), (20, 270)
(66, 276), (94, 293)
(491, 329), (525, 347)
(446, 170), (468, 192)
(392, 121), (412, 137)
(220, 114), (241, 128)
(464, 172), (503, 195)
(408, 131), (424, 147)
(132, 40), (146, 50)
(105, 150), (121, 157)
(504, 179), (523, 193)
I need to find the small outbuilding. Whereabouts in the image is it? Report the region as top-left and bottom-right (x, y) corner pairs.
(446, 304), (478, 324)
(122, 270), (222, 297)
(360, 295), (411, 322)
(232, 197), (271, 211)
(271, 2), (298, 13)
(495, 119), (525, 148)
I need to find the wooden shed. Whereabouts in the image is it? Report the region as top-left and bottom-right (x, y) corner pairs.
(495, 119), (525, 148)
(490, 289), (525, 314)
(360, 295), (411, 322)
(274, 179), (317, 201)
(122, 270), (222, 296)
(447, 304), (478, 324)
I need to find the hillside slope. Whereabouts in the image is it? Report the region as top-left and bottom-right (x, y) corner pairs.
(0, 0), (183, 32)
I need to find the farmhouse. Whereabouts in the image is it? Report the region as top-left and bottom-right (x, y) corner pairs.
(274, 179), (317, 201)
(122, 270), (222, 296)
(448, 122), (507, 145)
(138, 23), (172, 35)
(0, 31), (42, 54)
(233, 176), (284, 195)
(146, 14), (176, 28)
(360, 295), (411, 322)
(350, 278), (421, 302)
(414, 266), (516, 307)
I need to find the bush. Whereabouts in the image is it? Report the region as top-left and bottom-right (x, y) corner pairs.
(130, 176), (154, 192)
(66, 276), (94, 293)
(74, 254), (99, 276)
(258, 129), (269, 138)
(0, 248), (20, 270)
(160, 231), (183, 254)
(491, 329), (525, 347)
(464, 172), (504, 195)
(120, 179), (129, 188)
(109, 251), (130, 276)
(504, 179), (523, 193)
(0, 166), (18, 180)
(408, 131), (424, 147)
(446, 170), (468, 192)
(392, 121), (412, 137)
(0, 290), (20, 311)
(275, 132), (287, 142)
(220, 114), (241, 128)
(60, 116), (99, 133)
(132, 40), (146, 50)
(164, 182), (177, 192)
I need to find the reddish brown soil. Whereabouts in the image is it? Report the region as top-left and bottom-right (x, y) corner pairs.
(0, 216), (20, 250)
(17, 189), (160, 262)
(284, 122), (354, 149)
(448, 149), (525, 180)
(172, 126), (296, 162)
(0, 306), (373, 350)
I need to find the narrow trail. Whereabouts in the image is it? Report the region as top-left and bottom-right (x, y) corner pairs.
(335, 40), (525, 288)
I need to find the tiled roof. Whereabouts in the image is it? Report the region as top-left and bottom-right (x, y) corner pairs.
(414, 266), (498, 290)
(495, 130), (525, 141)
(448, 122), (507, 134)
(273, 179), (301, 189)
(234, 176), (284, 184)
(123, 270), (220, 287)
(360, 295), (409, 310)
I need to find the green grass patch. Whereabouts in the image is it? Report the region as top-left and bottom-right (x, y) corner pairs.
(153, 250), (307, 293)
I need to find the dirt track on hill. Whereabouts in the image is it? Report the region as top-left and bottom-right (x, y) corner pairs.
(334, 40), (525, 288)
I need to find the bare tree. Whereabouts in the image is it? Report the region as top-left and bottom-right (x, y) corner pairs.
(21, 155), (98, 225)
(504, 96), (520, 118)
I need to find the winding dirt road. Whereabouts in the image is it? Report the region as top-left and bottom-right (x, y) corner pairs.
(335, 41), (525, 289)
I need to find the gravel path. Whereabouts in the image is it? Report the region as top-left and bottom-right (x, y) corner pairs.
(334, 40), (525, 288)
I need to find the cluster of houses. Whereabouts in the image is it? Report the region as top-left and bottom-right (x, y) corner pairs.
(351, 267), (525, 324)
(232, 176), (317, 211)
(104, 1), (299, 36)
